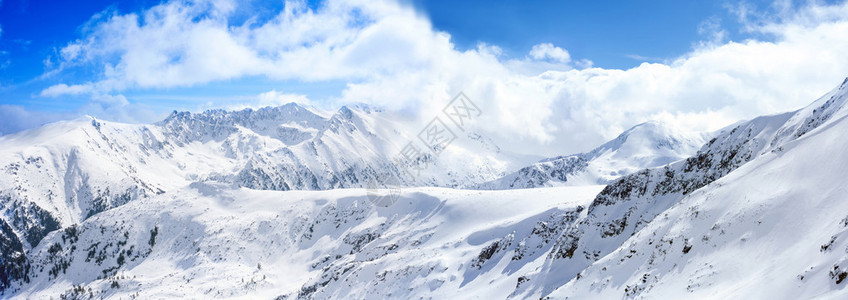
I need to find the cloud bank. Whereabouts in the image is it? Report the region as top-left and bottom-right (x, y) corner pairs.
(34, 0), (848, 156)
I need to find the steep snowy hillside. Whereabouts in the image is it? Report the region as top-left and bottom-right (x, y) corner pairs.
(508, 77), (848, 298)
(482, 121), (709, 189)
(551, 80), (848, 299)
(3, 185), (603, 299)
(0, 120), (169, 242)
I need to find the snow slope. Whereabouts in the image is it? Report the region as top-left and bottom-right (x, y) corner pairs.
(509, 77), (848, 298)
(481, 121), (709, 189)
(552, 79), (848, 299)
(4, 185), (603, 299)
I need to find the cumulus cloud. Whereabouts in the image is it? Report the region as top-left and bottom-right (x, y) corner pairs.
(42, 0), (436, 93)
(35, 0), (848, 156)
(529, 43), (571, 63)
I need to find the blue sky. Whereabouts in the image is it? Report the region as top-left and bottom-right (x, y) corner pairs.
(415, 0), (748, 68)
(1, 0), (848, 155)
(0, 0), (772, 111)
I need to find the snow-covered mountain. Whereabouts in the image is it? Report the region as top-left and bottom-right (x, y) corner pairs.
(510, 77), (848, 298)
(3, 77), (848, 299)
(481, 121), (709, 189)
(0, 103), (512, 292)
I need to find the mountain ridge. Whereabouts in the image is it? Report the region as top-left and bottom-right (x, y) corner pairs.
(481, 120), (709, 189)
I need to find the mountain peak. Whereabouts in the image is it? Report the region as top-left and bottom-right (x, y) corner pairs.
(629, 119), (665, 128)
(588, 120), (704, 159)
(336, 103), (382, 115)
(481, 120), (711, 189)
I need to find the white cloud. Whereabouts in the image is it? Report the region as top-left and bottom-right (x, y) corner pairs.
(77, 93), (158, 125)
(40, 83), (94, 97)
(34, 84), (156, 128)
(625, 54), (663, 62)
(529, 43), (571, 63)
(257, 90), (310, 105)
(37, 0), (848, 156)
(696, 16), (728, 48)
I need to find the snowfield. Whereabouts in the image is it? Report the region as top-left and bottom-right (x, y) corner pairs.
(10, 185), (603, 299)
(552, 96), (848, 299)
